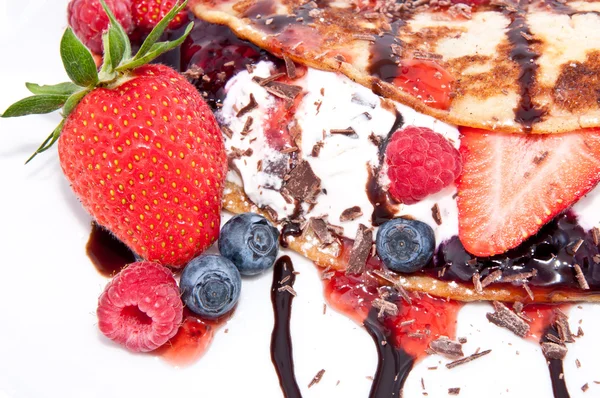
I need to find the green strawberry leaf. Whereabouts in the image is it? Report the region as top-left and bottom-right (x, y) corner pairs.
(60, 28), (99, 87)
(26, 82), (80, 96)
(62, 88), (91, 117)
(132, 0), (188, 62)
(117, 22), (193, 71)
(107, 26), (126, 70)
(99, 0), (132, 61)
(1, 95), (69, 118)
(25, 120), (65, 164)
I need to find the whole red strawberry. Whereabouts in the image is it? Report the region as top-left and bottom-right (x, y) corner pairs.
(68, 0), (134, 54)
(3, 1), (224, 267)
(132, 0), (189, 33)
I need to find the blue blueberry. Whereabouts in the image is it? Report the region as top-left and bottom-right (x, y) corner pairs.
(376, 218), (435, 273)
(219, 213), (280, 276)
(180, 255), (241, 319)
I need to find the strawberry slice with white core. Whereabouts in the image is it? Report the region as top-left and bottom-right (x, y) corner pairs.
(457, 127), (600, 257)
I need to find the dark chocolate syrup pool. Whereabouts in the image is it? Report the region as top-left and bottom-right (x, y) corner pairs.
(270, 256), (302, 398)
(86, 222), (136, 277)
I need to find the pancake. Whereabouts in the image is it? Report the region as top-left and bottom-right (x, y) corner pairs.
(189, 0), (600, 134)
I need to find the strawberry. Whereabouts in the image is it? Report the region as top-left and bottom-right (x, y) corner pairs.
(457, 127), (600, 257)
(132, 0), (189, 33)
(2, 1), (225, 267)
(393, 59), (453, 110)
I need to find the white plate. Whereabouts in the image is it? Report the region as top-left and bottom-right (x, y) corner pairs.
(1, 2), (599, 397)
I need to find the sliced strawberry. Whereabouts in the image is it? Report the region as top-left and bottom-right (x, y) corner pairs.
(392, 59), (453, 110)
(457, 127), (600, 257)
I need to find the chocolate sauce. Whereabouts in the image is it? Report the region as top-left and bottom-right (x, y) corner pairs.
(367, 21), (404, 84)
(243, 1), (315, 35)
(364, 309), (415, 398)
(280, 222), (303, 248)
(430, 212), (600, 290)
(270, 256), (302, 398)
(542, 326), (571, 398)
(505, 0), (545, 132)
(86, 222), (136, 277)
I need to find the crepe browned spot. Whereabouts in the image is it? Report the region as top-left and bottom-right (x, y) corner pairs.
(190, 0), (600, 134)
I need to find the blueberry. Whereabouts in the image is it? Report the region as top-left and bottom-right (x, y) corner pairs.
(180, 255), (241, 319)
(376, 218), (435, 273)
(219, 213), (280, 276)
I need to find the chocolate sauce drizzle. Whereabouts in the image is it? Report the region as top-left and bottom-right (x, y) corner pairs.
(364, 309), (415, 397)
(505, 0), (545, 132)
(368, 21), (404, 85)
(542, 326), (571, 398)
(270, 256), (302, 398)
(86, 222), (136, 277)
(280, 222), (303, 248)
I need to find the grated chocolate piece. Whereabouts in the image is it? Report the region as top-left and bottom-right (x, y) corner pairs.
(486, 301), (530, 337)
(446, 349), (491, 369)
(576, 359), (581, 368)
(221, 125), (233, 139)
(500, 270), (537, 283)
(311, 141), (324, 157)
(236, 93), (258, 118)
(574, 263), (590, 290)
(284, 161), (321, 202)
(577, 326), (584, 337)
(309, 217), (335, 245)
(278, 285), (297, 296)
(264, 81), (303, 101)
(513, 301), (524, 313)
(546, 334), (563, 344)
(568, 239), (584, 254)
(541, 342), (567, 360)
(593, 227), (600, 246)
(429, 336), (464, 359)
(554, 309), (575, 343)
(523, 283), (534, 301)
(283, 55), (297, 79)
(448, 387), (461, 395)
(252, 73), (286, 86)
(373, 298), (399, 318)
(241, 116), (253, 135)
(368, 132), (382, 146)
(372, 269), (412, 304)
(330, 127), (357, 137)
(431, 203), (442, 225)
(582, 383), (589, 392)
(481, 270), (503, 288)
(473, 272), (483, 294)
(346, 224), (373, 274)
(308, 369), (325, 388)
(352, 33), (377, 41)
(340, 206), (363, 222)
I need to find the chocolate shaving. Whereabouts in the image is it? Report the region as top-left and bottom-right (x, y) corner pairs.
(346, 224), (373, 275)
(283, 55), (297, 79)
(352, 33), (377, 41)
(574, 263), (590, 290)
(253, 73), (286, 86)
(368, 132), (382, 146)
(582, 383), (589, 392)
(523, 283), (534, 301)
(576, 359), (582, 368)
(309, 218), (335, 245)
(321, 271), (335, 280)
(284, 161), (321, 202)
(278, 285), (297, 296)
(400, 319), (415, 327)
(413, 50), (443, 60)
(541, 342), (567, 360)
(593, 227), (600, 245)
(281, 146), (299, 154)
(372, 298), (399, 318)
(183, 65), (204, 80)
(577, 326), (584, 337)
(236, 93), (258, 118)
(473, 272), (483, 294)
(546, 333), (563, 344)
(311, 141), (324, 157)
(372, 269), (412, 304)
(241, 116), (253, 135)
(486, 301), (530, 337)
(513, 301), (524, 314)
(458, 337), (467, 344)
(221, 125), (233, 139)
(446, 349), (491, 369)
(431, 203), (442, 225)
(448, 388), (461, 395)
(308, 369), (325, 388)
(429, 336), (464, 359)
(481, 270), (503, 288)
(500, 270), (537, 283)
(569, 239), (584, 254)
(263, 81), (303, 101)
(327, 224), (344, 236)
(330, 127), (357, 137)
(340, 206), (363, 222)
(554, 309), (575, 343)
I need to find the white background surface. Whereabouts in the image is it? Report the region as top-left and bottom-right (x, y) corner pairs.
(1, 1), (600, 397)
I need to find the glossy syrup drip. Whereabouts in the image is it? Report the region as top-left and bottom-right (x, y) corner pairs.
(280, 222), (303, 248)
(243, 0), (316, 35)
(86, 222), (136, 277)
(271, 256), (302, 398)
(544, 327), (571, 398)
(367, 21), (404, 84)
(505, 0), (545, 131)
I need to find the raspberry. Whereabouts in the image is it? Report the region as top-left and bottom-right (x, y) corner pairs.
(97, 261), (183, 352)
(67, 0), (134, 54)
(385, 126), (462, 204)
(131, 0), (189, 33)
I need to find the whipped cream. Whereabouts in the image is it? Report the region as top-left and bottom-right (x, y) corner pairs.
(219, 61), (461, 244)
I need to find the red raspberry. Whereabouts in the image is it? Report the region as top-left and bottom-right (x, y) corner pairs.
(132, 0), (189, 33)
(385, 126), (462, 204)
(97, 261), (183, 352)
(67, 0), (134, 54)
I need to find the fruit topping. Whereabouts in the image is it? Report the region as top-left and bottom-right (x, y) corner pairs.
(2, 2), (226, 268)
(97, 261), (183, 352)
(68, 0), (134, 54)
(181, 20), (275, 109)
(376, 218), (435, 273)
(219, 213), (280, 276)
(180, 255), (242, 319)
(393, 59), (454, 110)
(457, 127), (600, 257)
(385, 126), (462, 204)
(132, 0), (189, 33)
